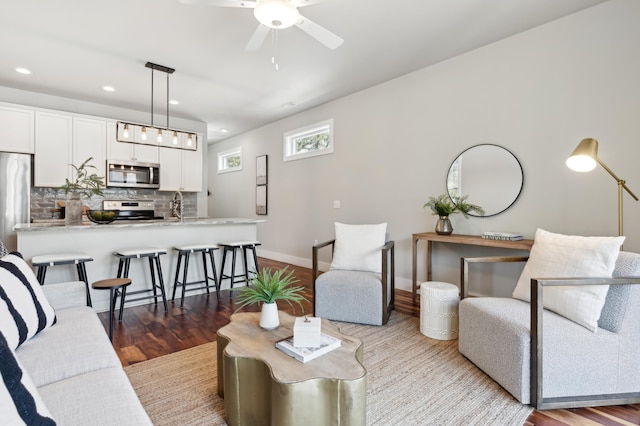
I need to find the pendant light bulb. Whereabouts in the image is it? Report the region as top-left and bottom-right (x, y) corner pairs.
(172, 131), (178, 145)
(123, 123), (129, 138)
(157, 128), (163, 143)
(187, 134), (193, 147)
(141, 127), (147, 141)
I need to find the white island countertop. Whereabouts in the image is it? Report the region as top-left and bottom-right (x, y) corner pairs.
(14, 217), (264, 232)
(15, 217), (264, 313)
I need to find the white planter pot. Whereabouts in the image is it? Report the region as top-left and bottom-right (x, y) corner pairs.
(260, 302), (280, 330)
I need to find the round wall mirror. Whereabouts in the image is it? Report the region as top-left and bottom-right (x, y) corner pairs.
(446, 144), (523, 217)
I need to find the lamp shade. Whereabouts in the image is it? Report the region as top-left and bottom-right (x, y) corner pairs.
(254, 0), (299, 29)
(566, 138), (598, 172)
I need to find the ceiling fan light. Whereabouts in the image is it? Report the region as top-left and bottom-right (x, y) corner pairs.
(254, 0), (299, 29)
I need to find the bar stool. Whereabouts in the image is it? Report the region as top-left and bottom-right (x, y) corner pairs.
(171, 244), (220, 307)
(32, 252), (93, 306)
(91, 278), (131, 342)
(113, 247), (168, 316)
(218, 241), (261, 289)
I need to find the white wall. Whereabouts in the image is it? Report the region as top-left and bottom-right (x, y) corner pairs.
(208, 0), (640, 295)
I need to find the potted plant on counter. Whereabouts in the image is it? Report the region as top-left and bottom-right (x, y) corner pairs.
(424, 194), (484, 235)
(233, 266), (308, 330)
(59, 157), (105, 226)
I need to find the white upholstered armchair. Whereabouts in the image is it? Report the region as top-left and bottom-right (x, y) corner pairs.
(312, 222), (394, 326)
(459, 229), (640, 410)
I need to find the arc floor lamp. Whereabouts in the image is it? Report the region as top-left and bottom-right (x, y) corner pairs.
(566, 138), (638, 236)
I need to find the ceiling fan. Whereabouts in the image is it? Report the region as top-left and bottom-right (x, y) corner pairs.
(178, 0), (344, 51)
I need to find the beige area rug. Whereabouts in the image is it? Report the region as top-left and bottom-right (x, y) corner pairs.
(124, 313), (533, 425)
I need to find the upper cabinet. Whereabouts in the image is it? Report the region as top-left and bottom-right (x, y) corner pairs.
(34, 111), (73, 187)
(106, 121), (159, 164)
(34, 112), (106, 187)
(159, 134), (202, 192)
(0, 104), (35, 154)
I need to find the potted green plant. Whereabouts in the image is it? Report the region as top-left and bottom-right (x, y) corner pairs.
(234, 266), (308, 330)
(424, 194), (484, 235)
(59, 157), (105, 226)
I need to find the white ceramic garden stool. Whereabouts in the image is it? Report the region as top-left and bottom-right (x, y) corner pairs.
(420, 281), (459, 340)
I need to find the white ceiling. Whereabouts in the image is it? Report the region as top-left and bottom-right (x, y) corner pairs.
(0, 0), (607, 142)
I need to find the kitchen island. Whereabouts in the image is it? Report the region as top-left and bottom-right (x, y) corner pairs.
(15, 218), (264, 313)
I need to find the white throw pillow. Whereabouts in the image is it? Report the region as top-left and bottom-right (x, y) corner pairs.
(330, 222), (387, 273)
(512, 228), (624, 332)
(0, 331), (56, 425)
(0, 254), (57, 350)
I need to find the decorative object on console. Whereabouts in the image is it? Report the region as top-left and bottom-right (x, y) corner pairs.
(566, 138), (638, 237)
(424, 194), (484, 235)
(482, 231), (523, 241)
(116, 62), (197, 150)
(233, 266), (308, 330)
(58, 157), (105, 226)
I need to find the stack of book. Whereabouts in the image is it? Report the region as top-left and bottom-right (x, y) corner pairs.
(482, 231), (523, 241)
(276, 333), (341, 363)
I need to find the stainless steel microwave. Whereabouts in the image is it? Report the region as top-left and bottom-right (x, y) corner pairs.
(106, 160), (160, 189)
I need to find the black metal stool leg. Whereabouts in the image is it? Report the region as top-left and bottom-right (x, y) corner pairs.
(148, 257), (158, 305)
(172, 252), (183, 301)
(118, 285), (128, 321)
(77, 262), (92, 307)
(154, 255), (168, 311)
(180, 252), (190, 308)
(230, 247), (237, 289)
(242, 247), (249, 285)
(108, 288), (115, 341)
(208, 248), (221, 301)
(201, 251), (210, 294)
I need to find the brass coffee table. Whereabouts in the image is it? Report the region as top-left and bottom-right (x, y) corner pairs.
(217, 311), (366, 426)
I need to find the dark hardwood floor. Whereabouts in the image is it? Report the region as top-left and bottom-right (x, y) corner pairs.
(99, 257), (640, 426)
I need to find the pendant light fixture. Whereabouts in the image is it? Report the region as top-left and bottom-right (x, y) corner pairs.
(116, 62), (198, 151)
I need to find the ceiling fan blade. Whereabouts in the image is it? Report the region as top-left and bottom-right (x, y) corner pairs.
(295, 15), (343, 50)
(178, 0), (256, 8)
(290, 0), (325, 7)
(245, 24), (271, 51)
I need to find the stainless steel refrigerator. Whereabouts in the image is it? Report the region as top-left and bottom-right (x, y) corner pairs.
(0, 152), (31, 252)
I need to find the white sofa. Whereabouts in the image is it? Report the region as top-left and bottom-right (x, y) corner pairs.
(14, 280), (152, 425)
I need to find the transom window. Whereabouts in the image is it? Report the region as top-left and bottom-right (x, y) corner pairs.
(283, 119), (334, 162)
(218, 147), (242, 174)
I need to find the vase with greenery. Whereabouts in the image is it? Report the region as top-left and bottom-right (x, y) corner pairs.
(424, 194), (484, 235)
(59, 157), (105, 226)
(233, 266), (308, 330)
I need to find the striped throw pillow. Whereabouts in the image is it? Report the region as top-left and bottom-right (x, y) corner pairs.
(0, 254), (56, 350)
(0, 331), (56, 425)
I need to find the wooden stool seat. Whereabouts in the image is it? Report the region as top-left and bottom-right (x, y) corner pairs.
(32, 252), (94, 307)
(91, 277), (132, 341)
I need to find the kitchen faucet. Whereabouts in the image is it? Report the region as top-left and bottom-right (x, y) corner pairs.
(172, 191), (184, 221)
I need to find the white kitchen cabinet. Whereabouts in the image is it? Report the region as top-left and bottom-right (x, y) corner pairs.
(73, 117), (106, 179)
(0, 104), (35, 154)
(35, 112), (107, 188)
(106, 122), (158, 163)
(159, 134), (202, 192)
(34, 111), (73, 187)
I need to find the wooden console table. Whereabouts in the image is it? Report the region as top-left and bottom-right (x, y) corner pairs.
(412, 232), (534, 304)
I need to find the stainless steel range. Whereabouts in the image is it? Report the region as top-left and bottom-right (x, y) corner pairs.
(102, 200), (164, 221)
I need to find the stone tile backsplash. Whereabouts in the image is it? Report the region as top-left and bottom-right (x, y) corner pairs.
(30, 187), (197, 221)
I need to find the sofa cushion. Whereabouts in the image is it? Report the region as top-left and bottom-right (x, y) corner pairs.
(0, 331), (56, 425)
(38, 367), (152, 426)
(330, 222), (387, 273)
(15, 307), (120, 387)
(512, 228), (624, 332)
(0, 254), (56, 349)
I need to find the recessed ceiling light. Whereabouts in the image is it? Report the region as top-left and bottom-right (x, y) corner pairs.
(220, 128), (229, 133)
(102, 85), (115, 92)
(169, 100), (179, 105)
(15, 67), (31, 75)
